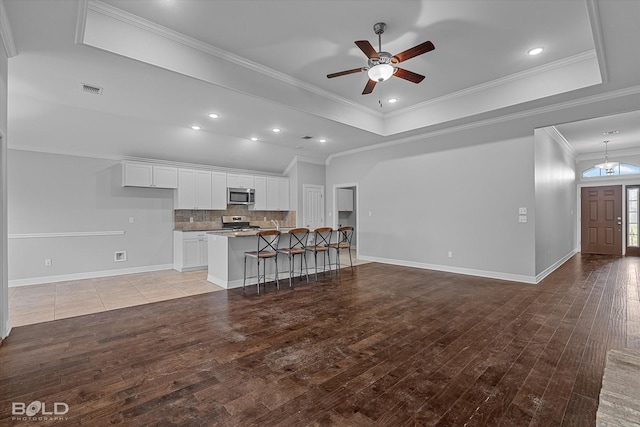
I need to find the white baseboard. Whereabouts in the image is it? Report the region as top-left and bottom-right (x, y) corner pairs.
(358, 255), (539, 284)
(8, 264), (174, 287)
(1, 321), (11, 340)
(535, 250), (578, 283)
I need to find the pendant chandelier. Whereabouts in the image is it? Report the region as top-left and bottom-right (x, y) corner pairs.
(594, 140), (619, 174)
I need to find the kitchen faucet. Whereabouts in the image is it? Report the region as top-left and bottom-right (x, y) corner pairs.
(271, 219), (280, 230)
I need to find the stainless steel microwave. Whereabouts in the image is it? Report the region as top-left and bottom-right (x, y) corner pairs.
(227, 187), (255, 205)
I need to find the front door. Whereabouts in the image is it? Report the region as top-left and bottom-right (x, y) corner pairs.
(581, 185), (622, 255)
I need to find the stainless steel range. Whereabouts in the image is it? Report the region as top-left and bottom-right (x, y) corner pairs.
(221, 216), (260, 231)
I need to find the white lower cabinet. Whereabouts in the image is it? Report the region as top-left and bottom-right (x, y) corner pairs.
(174, 231), (208, 271)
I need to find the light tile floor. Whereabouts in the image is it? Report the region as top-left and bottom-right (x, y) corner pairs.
(9, 270), (222, 327)
(9, 250), (367, 327)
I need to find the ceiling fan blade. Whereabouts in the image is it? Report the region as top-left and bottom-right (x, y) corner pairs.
(327, 68), (366, 79)
(362, 79), (377, 95)
(392, 41), (435, 63)
(393, 68), (425, 83)
(355, 40), (379, 59)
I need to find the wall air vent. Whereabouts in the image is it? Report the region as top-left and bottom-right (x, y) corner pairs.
(81, 83), (103, 95)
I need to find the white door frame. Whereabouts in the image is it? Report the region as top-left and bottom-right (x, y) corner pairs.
(333, 182), (359, 257)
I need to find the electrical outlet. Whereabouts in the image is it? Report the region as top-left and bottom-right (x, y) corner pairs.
(129, 217), (134, 224)
(44, 259), (52, 267)
(189, 217), (194, 223)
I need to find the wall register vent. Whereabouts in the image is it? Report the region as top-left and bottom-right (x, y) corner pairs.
(81, 83), (103, 95)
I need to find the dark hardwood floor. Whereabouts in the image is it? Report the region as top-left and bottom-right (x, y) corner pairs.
(1, 254), (639, 426)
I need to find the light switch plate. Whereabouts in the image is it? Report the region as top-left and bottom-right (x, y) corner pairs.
(519, 207), (527, 215)
(519, 215), (527, 223)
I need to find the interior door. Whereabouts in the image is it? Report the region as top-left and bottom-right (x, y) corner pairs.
(303, 185), (324, 228)
(581, 185), (622, 255)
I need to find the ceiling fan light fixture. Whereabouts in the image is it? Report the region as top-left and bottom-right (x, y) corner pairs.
(367, 64), (394, 82)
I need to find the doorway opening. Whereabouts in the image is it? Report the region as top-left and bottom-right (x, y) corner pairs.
(333, 184), (358, 253)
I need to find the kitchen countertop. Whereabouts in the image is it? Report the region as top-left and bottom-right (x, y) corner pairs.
(207, 227), (298, 237)
(174, 228), (224, 232)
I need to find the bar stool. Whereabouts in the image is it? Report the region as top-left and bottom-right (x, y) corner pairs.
(243, 230), (281, 294)
(277, 228), (309, 288)
(305, 227), (333, 281)
(329, 226), (354, 274)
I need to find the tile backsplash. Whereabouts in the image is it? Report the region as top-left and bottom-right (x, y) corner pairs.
(175, 205), (296, 230)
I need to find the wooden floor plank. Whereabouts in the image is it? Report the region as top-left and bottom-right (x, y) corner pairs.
(1, 254), (639, 426)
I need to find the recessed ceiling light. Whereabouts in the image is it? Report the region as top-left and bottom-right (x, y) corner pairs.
(319, 139), (327, 143)
(208, 113), (220, 119)
(250, 137), (258, 141)
(527, 46), (545, 56)
(191, 125), (201, 130)
(272, 128), (281, 133)
(388, 98), (398, 103)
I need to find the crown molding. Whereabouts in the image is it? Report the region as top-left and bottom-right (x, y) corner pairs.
(0, 0), (17, 58)
(386, 50), (598, 120)
(74, 0), (88, 45)
(85, 1), (383, 120)
(327, 85), (640, 164)
(283, 155), (326, 177)
(545, 126), (577, 159)
(585, 0), (608, 83)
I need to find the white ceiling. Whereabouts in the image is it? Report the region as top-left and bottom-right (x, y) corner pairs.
(3, 0), (639, 173)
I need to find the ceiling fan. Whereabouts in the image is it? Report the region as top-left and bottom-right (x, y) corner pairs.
(327, 22), (435, 95)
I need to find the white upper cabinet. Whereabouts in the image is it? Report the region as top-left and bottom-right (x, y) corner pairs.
(266, 177), (289, 211)
(226, 173), (254, 189)
(175, 169), (212, 210)
(251, 176), (267, 211)
(337, 188), (354, 211)
(122, 161), (178, 189)
(211, 172), (227, 210)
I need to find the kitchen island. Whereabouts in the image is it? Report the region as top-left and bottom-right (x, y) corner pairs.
(207, 228), (321, 289)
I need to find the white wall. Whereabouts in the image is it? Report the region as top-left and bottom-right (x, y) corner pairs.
(326, 126), (537, 281)
(0, 27), (9, 337)
(325, 83), (640, 284)
(293, 160), (325, 226)
(8, 150), (175, 284)
(534, 128), (577, 278)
